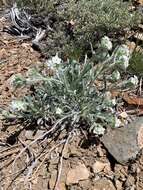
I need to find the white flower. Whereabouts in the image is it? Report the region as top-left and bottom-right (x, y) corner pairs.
(115, 55), (129, 71)
(93, 125), (105, 135)
(128, 75), (138, 86)
(116, 45), (130, 57)
(121, 75), (138, 88)
(111, 98), (116, 106)
(51, 53), (61, 65)
(10, 100), (27, 111)
(114, 117), (122, 128)
(100, 36), (112, 50)
(56, 107), (63, 115)
(114, 45), (130, 71)
(111, 70), (121, 81)
(46, 53), (61, 69)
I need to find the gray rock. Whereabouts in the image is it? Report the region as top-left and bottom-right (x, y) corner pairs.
(101, 117), (143, 164)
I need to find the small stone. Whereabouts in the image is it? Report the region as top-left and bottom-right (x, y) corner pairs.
(79, 180), (90, 189)
(21, 43), (30, 48)
(69, 145), (82, 157)
(124, 175), (135, 188)
(56, 182), (66, 190)
(0, 48), (8, 59)
(119, 111), (128, 119)
(114, 164), (128, 181)
(126, 41), (136, 53)
(138, 0), (143, 5)
(115, 180), (123, 190)
(101, 117), (143, 164)
(25, 130), (34, 140)
(66, 163), (90, 185)
(97, 146), (104, 157)
(93, 179), (116, 190)
(92, 161), (110, 174)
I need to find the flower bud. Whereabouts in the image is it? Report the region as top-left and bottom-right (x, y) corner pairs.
(111, 70), (121, 81)
(128, 75), (138, 86)
(100, 36), (112, 50)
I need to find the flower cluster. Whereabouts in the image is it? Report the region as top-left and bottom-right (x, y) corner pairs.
(46, 53), (62, 70)
(100, 36), (112, 51)
(114, 45), (130, 71)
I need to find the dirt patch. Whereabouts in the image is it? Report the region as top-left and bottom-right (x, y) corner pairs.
(0, 16), (40, 107)
(0, 129), (143, 190)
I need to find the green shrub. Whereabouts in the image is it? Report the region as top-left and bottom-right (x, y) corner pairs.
(16, 0), (141, 38)
(65, 0), (141, 39)
(17, 0), (141, 33)
(16, 0), (61, 11)
(15, 0), (141, 59)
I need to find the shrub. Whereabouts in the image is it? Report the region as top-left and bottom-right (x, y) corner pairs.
(15, 0), (141, 59)
(68, 1), (140, 31)
(19, 0), (141, 33)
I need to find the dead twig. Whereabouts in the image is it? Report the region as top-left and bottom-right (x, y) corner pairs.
(31, 139), (66, 179)
(6, 166), (27, 190)
(10, 3), (30, 33)
(0, 144), (19, 154)
(54, 130), (74, 190)
(137, 77), (142, 96)
(0, 157), (15, 170)
(32, 28), (46, 44)
(0, 148), (19, 160)
(12, 115), (72, 172)
(24, 159), (38, 185)
(18, 138), (35, 162)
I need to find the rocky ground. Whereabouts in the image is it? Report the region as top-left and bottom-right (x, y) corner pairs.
(0, 2), (143, 190)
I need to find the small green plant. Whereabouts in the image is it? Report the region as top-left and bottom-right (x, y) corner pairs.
(3, 59), (114, 135)
(2, 37), (139, 135)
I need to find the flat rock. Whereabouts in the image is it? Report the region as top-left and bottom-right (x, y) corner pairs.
(93, 179), (116, 190)
(92, 160), (110, 174)
(101, 117), (143, 164)
(66, 163), (90, 185)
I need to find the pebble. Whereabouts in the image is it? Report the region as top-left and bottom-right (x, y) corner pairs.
(92, 160), (110, 174)
(93, 179), (116, 190)
(66, 163), (90, 185)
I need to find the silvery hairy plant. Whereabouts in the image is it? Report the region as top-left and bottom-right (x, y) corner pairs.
(2, 57), (116, 135)
(2, 37), (138, 135)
